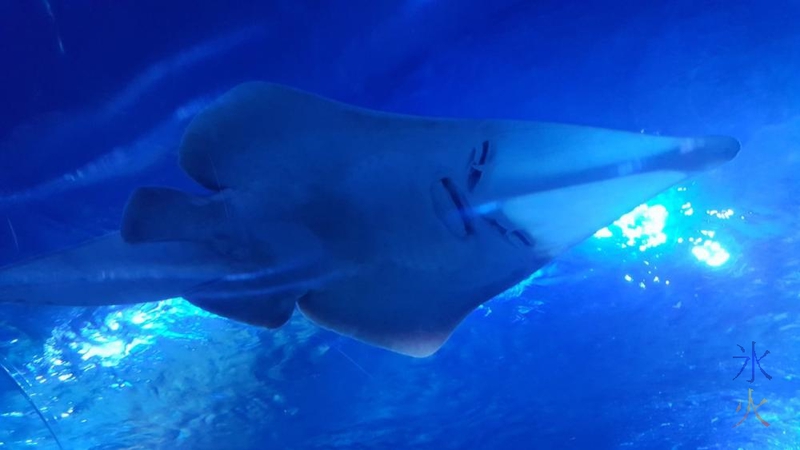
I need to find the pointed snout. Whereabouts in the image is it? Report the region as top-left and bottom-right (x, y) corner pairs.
(674, 135), (741, 171)
(642, 134), (740, 174)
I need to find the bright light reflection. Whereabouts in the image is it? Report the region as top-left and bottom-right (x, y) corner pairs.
(43, 298), (216, 382)
(592, 199), (734, 269)
(691, 240), (730, 267)
(707, 208), (735, 219)
(594, 203), (668, 251)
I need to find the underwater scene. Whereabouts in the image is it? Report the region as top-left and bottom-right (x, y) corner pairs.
(0, 1), (799, 449)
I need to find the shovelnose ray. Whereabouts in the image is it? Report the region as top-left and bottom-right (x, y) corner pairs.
(0, 82), (740, 357)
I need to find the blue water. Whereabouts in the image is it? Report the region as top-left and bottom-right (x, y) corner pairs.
(1, 1), (799, 449)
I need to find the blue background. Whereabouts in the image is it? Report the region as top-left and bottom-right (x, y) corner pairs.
(1, 1), (799, 449)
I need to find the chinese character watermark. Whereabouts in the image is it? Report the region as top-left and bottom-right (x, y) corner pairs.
(731, 341), (772, 428)
(733, 341), (772, 383)
(733, 388), (770, 428)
